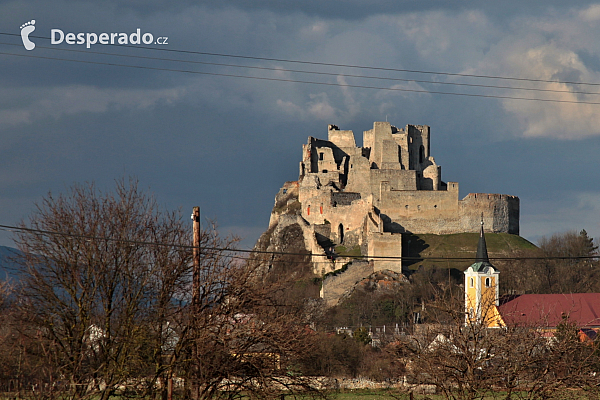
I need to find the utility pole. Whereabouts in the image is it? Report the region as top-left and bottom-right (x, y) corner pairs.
(192, 206), (200, 310)
(191, 206), (200, 400)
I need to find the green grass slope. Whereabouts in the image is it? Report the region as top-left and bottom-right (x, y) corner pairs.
(403, 232), (536, 271)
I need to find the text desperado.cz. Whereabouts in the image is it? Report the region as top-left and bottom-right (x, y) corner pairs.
(51, 29), (167, 48)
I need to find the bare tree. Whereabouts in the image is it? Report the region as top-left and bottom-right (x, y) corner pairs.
(10, 179), (321, 400)
(502, 230), (600, 295)
(12, 179), (195, 400)
(181, 249), (324, 400)
(408, 290), (600, 400)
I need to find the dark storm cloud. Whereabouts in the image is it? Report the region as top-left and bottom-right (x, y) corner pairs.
(57, 0), (600, 21)
(1, 0), (600, 248)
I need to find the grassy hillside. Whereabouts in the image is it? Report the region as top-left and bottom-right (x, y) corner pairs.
(403, 232), (536, 271)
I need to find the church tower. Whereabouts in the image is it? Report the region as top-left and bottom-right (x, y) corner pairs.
(464, 220), (500, 325)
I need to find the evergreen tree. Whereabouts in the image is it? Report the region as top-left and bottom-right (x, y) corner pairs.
(353, 327), (372, 345)
(579, 229), (599, 257)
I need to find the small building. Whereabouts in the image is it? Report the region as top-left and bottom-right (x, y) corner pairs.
(464, 226), (600, 336)
(463, 220), (502, 327)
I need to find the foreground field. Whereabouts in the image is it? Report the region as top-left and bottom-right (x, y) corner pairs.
(318, 389), (596, 400)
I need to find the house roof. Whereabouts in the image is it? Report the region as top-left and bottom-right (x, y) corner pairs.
(498, 293), (600, 328)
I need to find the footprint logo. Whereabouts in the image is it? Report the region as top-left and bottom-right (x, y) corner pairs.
(20, 20), (36, 50)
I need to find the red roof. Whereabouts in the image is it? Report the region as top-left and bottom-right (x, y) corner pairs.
(498, 293), (600, 328)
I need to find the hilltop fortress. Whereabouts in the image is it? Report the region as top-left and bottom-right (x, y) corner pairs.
(260, 121), (519, 303)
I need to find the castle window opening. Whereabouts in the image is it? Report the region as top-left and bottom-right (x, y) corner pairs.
(338, 223), (344, 244)
(322, 169), (328, 173)
(470, 277), (474, 288)
(434, 204), (437, 208)
(485, 278), (491, 287)
(283, 189), (287, 194)
(405, 205), (408, 209)
(319, 152), (324, 161)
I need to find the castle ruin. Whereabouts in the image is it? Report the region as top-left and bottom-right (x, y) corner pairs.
(263, 121), (519, 304)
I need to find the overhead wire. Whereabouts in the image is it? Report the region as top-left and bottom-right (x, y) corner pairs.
(2, 31), (600, 87)
(1, 223), (598, 262)
(2, 50), (600, 105)
(1, 33), (600, 104)
(0, 41), (597, 97)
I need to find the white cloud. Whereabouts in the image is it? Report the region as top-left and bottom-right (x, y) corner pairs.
(579, 4), (600, 22)
(275, 81), (362, 122)
(0, 85), (185, 128)
(307, 92), (336, 120)
(380, 81), (430, 98)
(276, 99), (304, 115)
(461, 8), (600, 139)
(337, 75), (360, 117)
(494, 44), (600, 138)
(300, 21), (329, 37)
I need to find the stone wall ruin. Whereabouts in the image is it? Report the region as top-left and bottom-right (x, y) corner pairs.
(263, 121), (519, 305)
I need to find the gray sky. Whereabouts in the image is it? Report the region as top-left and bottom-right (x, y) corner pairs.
(1, 0), (600, 249)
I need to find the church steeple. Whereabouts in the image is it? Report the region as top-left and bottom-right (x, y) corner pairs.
(475, 217), (489, 263)
(464, 216), (500, 326)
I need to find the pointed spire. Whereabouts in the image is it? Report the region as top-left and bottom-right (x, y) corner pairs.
(476, 214), (489, 263)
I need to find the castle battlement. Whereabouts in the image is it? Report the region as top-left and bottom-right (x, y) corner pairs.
(464, 193), (519, 201)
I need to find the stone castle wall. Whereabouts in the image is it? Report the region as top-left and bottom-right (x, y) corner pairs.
(297, 122), (519, 242)
(367, 233), (403, 273)
(378, 184), (519, 235)
(321, 260), (374, 306)
(262, 122), (519, 304)
(460, 193), (520, 234)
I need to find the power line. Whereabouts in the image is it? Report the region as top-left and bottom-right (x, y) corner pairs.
(1, 41), (598, 97)
(1, 223), (598, 262)
(2, 50), (600, 105)
(2, 31), (600, 87)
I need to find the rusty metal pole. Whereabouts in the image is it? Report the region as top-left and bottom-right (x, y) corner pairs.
(191, 206), (200, 400)
(192, 206), (200, 310)
(167, 378), (173, 400)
